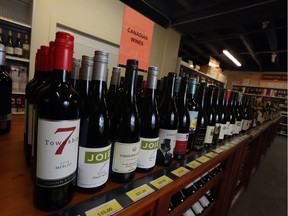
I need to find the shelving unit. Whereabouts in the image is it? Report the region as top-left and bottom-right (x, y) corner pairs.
(0, 115), (281, 216)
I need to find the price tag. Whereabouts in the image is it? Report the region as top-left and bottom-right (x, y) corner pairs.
(186, 160), (202, 169)
(126, 184), (154, 202)
(225, 143), (235, 147)
(171, 167), (190, 177)
(150, 175), (173, 189)
(219, 145), (230, 150)
(206, 152), (218, 158)
(85, 199), (123, 216)
(196, 156), (210, 164)
(213, 148), (224, 154)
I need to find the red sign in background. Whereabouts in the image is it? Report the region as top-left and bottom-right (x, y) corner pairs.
(118, 6), (154, 71)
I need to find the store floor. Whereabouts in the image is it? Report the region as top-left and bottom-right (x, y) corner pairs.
(231, 135), (287, 216)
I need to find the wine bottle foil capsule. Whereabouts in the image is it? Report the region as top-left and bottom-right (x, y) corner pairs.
(93, 51), (109, 81)
(147, 66), (159, 89)
(80, 55), (93, 81)
(0, 47), (6, 65)
(72, 57), (81, 80)
(111, 66), (121, 85)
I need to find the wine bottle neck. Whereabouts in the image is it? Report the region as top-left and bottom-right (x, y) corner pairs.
(52, 69), (71, 83)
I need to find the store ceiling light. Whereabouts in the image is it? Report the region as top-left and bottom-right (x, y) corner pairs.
(223, 50), (241, 67)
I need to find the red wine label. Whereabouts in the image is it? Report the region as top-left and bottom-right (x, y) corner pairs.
(137, 137), (159, 169)
(174, 133), (189, 153)
(158, 129), (177, 159)
(36, 118), (80, 187)
(112, 141), (140, 173)
(77, 145), (111, 188)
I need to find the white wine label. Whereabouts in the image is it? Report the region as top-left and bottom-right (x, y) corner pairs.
(85, 199), (123, 216)
(5, 46), (14, 55)
(14, 47), (23, 56)
(158, 128), (177, 159)
(36, 118), (80, 187)
(204, 126), (214, 144)
(242, 119), (250, 131)
(218, 123), (226, 139)
(126, 184), (155, 202)
(228, 123), (235, 135)
(174, 132), (189, 153)
(150, 175), (173, 189)
(112, 141), (140, 173)
(22, 44), (30, 50)
(137, 137), (159, 169)
(171, 166), (190, 177)
(77, 145), (111, 188)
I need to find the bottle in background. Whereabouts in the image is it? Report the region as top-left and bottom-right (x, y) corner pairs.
(14, 32), (23, 57)
(216, 88), (226, 145)
(34, 32), (80, 211)
(110, 59), (141, 183)
(0, 28), (5, 49)
(186, 78), (199, 153)
(137, 66), (160, 172)
(5, 30), (14, 56)
(224, 90), (232, 140)
(156, 72), (178, 166)
(0, 47), (12, 135)
(212, 86), (220, 145)
(174, 77), (190, 160)
(192, 80), (207, 151)
(22, 33), (30, 59)
(136, 74), (144, 107)
(77, 51), (110, 193)
(234, 92), (244, 135)
(71, 57), (81, 92)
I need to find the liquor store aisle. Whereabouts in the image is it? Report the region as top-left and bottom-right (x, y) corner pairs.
(231, 135), (287, 216)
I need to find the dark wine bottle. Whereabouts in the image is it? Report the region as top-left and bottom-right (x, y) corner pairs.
(192, 81), (207, 151)
(22, 33), (30, 59)
(71, 57), (81, 92)
(77, 51), (110, 192)
(0, 28), (4, 49)
(224, 90), (232, 140)
(229, 91), (236, 136)
(174, 76), (181, 98)
(205, 190), (215, 203)
(234, 92), (244, 135)
(0, 47), (12, 135)
(106, 66), (121, 117)
(183, 181), (198, 197)
(137, 66), (160, 172)
(242, 96), (252, 132)
(14, 32), (23, 57)
(156, 72), (178, 166)
(5, 30), (14, 56)
(110, 59), (141, 183)
(186, 78), (199, 153)
(204, 84), (216, 148)
(34, 32), (80, 211)
(174, 77), (190, 160)
(216, 88), (226, 145)
(136, 74), (143, 107)
(251, 97), (258, 128)
(171, 190), (186, 207)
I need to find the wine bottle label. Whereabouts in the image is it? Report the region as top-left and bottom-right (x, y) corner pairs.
(218, 123), (226, 139)
(228, 123), (235, 135)
(174, 132), (189, 153)
(193, 127), (206, 150)
(112, 141), (140, 173)
(188, 111), (198, 135)
(204, 126), (214, 144)
(137, 137), (159, 169)
(199, 195), (210, 207)
(0, 44), (4, 49)
(183, 208), (195, 216)
(242, 119), (250, 131)
(158, 129), (177, 159)
(235, 120), (242, 134)
(36, 118), (80, 187)
(77, 145), (111, 188)
(5, 46), (13, 55)
(14, 47), (23, 56)
(27, 104), (33, 147)
(225, 121), (230, 135)
(191, 202), (203, 214)
(22, 44), (30, 50)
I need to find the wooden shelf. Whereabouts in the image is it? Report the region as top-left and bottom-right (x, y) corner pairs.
(6, 55), (30, 62)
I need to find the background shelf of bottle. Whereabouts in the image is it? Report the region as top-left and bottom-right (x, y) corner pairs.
(6, 55), (30, 62)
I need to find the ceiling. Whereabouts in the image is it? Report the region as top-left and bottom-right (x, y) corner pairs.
(120, 0), (287, 72)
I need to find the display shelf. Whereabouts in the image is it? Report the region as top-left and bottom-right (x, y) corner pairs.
(0, 16), (31, 29)
(280, 123), (287, 126)
(6, 55), (30, 62)
(277, 132), (288, 137)
(232, 84), (287, 90)
(12, 91), (25, 95)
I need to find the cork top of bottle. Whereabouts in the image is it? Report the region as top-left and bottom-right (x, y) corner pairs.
(126, 59), (138, 69)
(148, 66), (159, 76)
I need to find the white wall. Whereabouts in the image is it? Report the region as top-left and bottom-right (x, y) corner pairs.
(30, 0), (181, 81)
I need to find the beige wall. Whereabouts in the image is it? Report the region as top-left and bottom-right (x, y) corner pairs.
(30, 0), (181, 80)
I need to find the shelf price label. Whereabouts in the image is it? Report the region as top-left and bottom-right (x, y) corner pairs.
(196, 156), (210, 164)
(225, 143), (235, 147)
(219, 145), (230, 150)
(213, 148), (225, 154)
(126, 184), (155, 202)
(171, 166), (190, 177)
(206, 152), (218, 158)
(150, 175), (173, 189)
(85, 199), (123, 216)
(186, 160), (202, 169)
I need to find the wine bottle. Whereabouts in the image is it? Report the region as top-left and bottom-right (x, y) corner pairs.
(183, 208), (196, 216)
(77, 51), (110, 192)
(22, 33), (30, 59)
(71, 57), (81, 92)
(234, 92), (244, 134)
(186, 78), (199, 153)
(34, 32), (80, 211)
(156, 72), (178, 166)
(191, 201), (204, 216)
(136, 74), (143, 107)
(174, 76), (181, 98)
(137, 66), (160, 172)
(205, 190), (215, 203)
(171, 190), (186, 207)
(224, 90), (232, 140)
(251, 97), (258, 128)
(212, 86), (220, 145)
(229, 91), (236, 136)
(216, 88), (226, 145)
(199, 194), (210, 209)
(0, 28), (5, 49)
(0, 47), (12, 135)
(204, 84), (216, 148)
(14, 32), (23, 57)
(110, 59), (141, 183)
(106, 66), (121, 117)
(174, 77), (190, 160)
(192, 80), (207, 151)
(183, 181), (198, 197)
(24, 49), (40, 166)
(242, 96), (252, 132)
(5, 30), (14, 56)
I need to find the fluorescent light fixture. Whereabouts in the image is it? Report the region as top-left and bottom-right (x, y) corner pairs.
(223, 50), (241, 67)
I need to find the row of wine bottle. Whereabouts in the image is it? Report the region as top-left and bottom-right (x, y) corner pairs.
(169, 163), (222, 215)
(24, 31), (279, 211)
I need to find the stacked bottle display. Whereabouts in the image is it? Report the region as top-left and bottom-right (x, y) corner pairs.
(23, 31), (280, 211)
